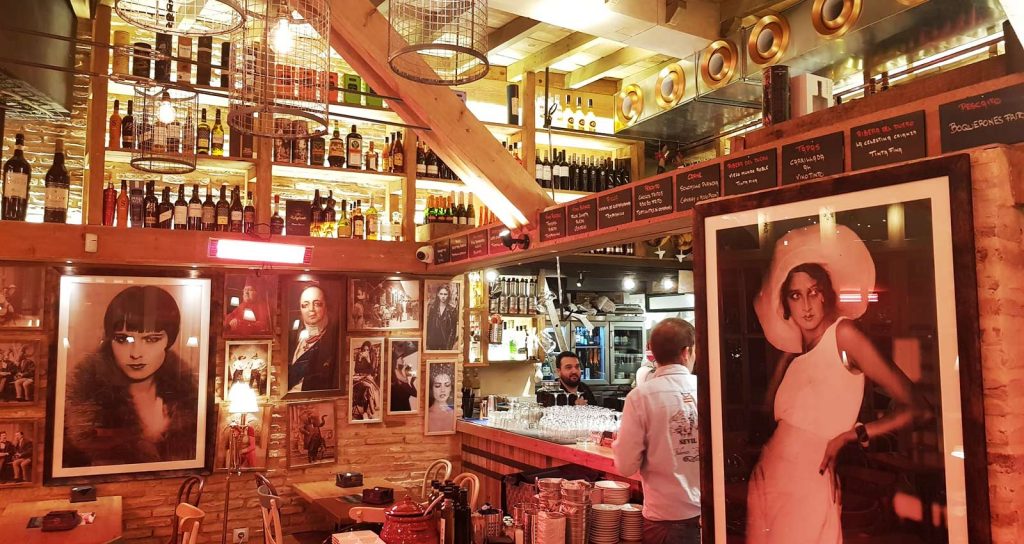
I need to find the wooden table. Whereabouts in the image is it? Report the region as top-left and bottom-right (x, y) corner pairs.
(293, 478), (400, 525)
(0, 495), (123, 544)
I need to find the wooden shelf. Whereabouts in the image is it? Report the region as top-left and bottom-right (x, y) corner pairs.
(482, 122), (643, 153)
(105, 148), (255, 173)
(271, 162), (403, 185)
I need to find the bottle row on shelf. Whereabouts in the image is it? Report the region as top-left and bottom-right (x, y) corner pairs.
(424, 194), (475, 226)
(488, 276), (539, 316)
(487, 322), (539, 362)
(536, 149), (632, 193)
(100, 180), (255, 232)
(2, 135), (70, 224)
(587, 244), (636, 256)
(301, 190), (397, 241)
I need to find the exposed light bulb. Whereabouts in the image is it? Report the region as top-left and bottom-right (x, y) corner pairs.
(622, 277), (636, 291)
(271, 18), (294, 55)
(661, 277), (675, 290)
(157, 92), (175, 124)
(484, 269), (498, 282)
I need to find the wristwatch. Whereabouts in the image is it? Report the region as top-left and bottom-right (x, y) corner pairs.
(854, 422), (870, 448)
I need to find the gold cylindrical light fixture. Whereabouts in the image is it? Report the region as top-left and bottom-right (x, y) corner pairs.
(811, 0), (863, 39)
(616, 83), (644, 127)
(748, 13), (791, 66)
(700, 40), (738, 89)
(655, 63), (687, 108)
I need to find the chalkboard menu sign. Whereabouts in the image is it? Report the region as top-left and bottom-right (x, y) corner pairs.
(850, 110), (927, 170)
(598, 188), (634, 229)
(633, 177), (674, 220)
(488, 226), (509, 254)
(450, 236), (468, 262)
(567, 199), (598, 236)
(676, 164), (721, 211)
(433, 239), (451, 265)
(540, 207), (567, 242)
(724, 149), (777, 196)
(781, 132), (844, 185)
(468, 230), (488, 258)
(939, 83), (1024, 153)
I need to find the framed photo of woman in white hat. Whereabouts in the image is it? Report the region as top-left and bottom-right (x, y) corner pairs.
(694, 155), (988, 544)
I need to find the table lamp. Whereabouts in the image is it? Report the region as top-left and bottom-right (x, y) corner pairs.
(223, 382), (259, 544)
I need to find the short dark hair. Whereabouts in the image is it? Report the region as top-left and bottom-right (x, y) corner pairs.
(555, 351), (579, 369)
(650, 318), (695, 363)
(780, 263), (837, 319)
(103, 286), (181, 345)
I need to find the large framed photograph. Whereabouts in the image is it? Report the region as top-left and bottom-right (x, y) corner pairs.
(214, 406), (270, 472)
(224, 340), (272, 400)
(424, 360), (456, 436)
(0, 419), (38, 487)
(387, 338), (421, 415)
(50, 276), (212, 481)
(283, 276), (343, 398)
(694, 156), (989, 543)
(0, 339), (42, 404)
(422, 279), (463, 354)
(223, 274), (274, 338)
(349, 278), (421, 331)
(348, 337), (384, 424)
(286, 400), (336, 468)
(0, 265), (44, 329)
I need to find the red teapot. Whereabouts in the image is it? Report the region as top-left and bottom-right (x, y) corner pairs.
(380, 496), (441, 544)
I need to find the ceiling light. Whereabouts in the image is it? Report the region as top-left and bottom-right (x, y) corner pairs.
(157, 91), (175, 124)
(576, 271), (584, 288)
(485, 269), (499, 282)
(661, 276), (675, 290)
(622, 277), (637, 291)
(498, 229), (531, 251)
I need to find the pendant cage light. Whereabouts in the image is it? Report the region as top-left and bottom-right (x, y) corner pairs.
(227, 0), (331, 140)
(131, 84), (199, 174)
(388, 0), (490, 86)
(114, 0), (246, 37)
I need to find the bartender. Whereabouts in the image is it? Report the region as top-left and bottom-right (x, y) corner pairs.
(549, 351), (597, 406)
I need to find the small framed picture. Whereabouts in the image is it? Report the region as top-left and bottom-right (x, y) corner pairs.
(424, 360), (457, 436)
(286, 400), (336, 468)
(0, 419), (38, 487)
(0, 339), (42, 405)
(214, 406), (270, 472)
(423, 279), (463, 354)
(283, 276), (344, 398)
(223, 274), (275, 339)
(224, 340), (272, 400)
(386, 338), (421, 415)
(349, 278), (421, 331)
(348, 337), (384, 424)
(0, 266), (44, 329)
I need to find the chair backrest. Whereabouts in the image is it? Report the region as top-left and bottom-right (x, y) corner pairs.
(257, 484), (284, 544)
(175, 503), (205, 544)
(421, 459), (453, 497)
(349, 506), (388, 524)
(452, 473), (480, 510)
(255, 473), (279, 496)
(168, 476), (205, 544)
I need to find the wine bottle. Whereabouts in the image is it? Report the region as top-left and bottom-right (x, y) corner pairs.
(215, 184), (230, 231)
(43, 139), (70, 224)
(167, 114), (181, 154)
(426, 145), (439, 178)
(585, 98), (597, 132)
(121, 100), (135, 149)
(158, 186), (174, 229)
(243, 190), (256, 234)
(154, 33), (172, 82)
(109, 99), (122, 149)
(220, 42), (231, 88)
(197, 108), (210, 155)
(336, 199), (351, 238)
(201, 185), (216, 231)
(391, 132), (404, 173)
(507, 83), (520, 125)
(576, 96), (586, 131)
(416, 141), (426, 176)
(102, 182), (117, 226)
(310, 189), (323, 237)
(565, 95), (576, 129)
(196, 36), (213, 86)
(327, 121), (345, 167)
(466, 198), (476, 228)
(116, 179), (129, 228)
(2, 133), (31, 221)
(187, 184), (202, 230)
(346, 124), (363, 169)
(173, 184), (188, 229)
(323, 190), (337, 237)
(351, 199), (365, 240)
(365, 196), (378, 240)
(228, 186), (243, 232)
(270, 194), (285, 235)
(143, 180), (159, 228)
(177, 37), (192, 83)
(211, 109), (225, 157)
(382, 135), (391, 172)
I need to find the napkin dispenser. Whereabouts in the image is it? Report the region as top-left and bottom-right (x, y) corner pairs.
(70, 486), (97, 503)
(336, 472), (363, 488)
(362, 486), (394, 505)
(41, 510), (81, 532)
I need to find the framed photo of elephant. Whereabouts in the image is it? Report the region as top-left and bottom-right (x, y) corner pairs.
(286, 400), (336, 468)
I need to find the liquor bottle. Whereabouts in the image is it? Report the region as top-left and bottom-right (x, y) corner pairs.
(416, 141), (427, 176)
(346, 124), (363, 169)
(391, 132), (404, 173)
(167, 115), (182, 154)
(270, 194), (285, 235)
(365, 196), (378, 240)
(327, 121), (345, 167)
(152, 117), (168, 154)
(43, 139), (70, 224)
(157, 186), (174, 229)
(220, 42), (231, 88)
(366, 141), (378, 171)
(187, 184), (202, 230)
(201, 185), (216, 231)
(576, 96), (586, 131)
(507, 83), (520, 125)
(381, 135), (391, 172)
(323, 190), (337, 237)
(564, 95), (575, 128)
(177, 36), (192, 83)
(211, 109), (225, 156)
(229, 186), (243, 232)
(182, 111), (196, 155)
(109, 99), (122, 148)
(535, 152), (543, 187)
(173, 184), (188, 229)
(310, 189), (323, 237)
(243, 190), (256, 233)
(143, 180), (159, 228)
(197, 108), (211, 155)
(2, 133), (31, 221)
(215, 184), (230, 231)
(116, 179), (129, 228)
(310, 131), (326, 166)
(102, 182), (117, 226)
(154, 33), (172, 82)
(129, 182), (145, 227)
(336, 198), (351, 238)
(351, 199), (365, 240)
(121, 100), (135, 149)
(426, 145), (439, 178)
(585, 98), (597, 132)
(197, 36), (213, 86)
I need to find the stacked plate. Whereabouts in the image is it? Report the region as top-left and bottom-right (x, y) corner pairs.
(595, 481), (631, 505)
(620, 504), (643, 542)
(588, 504), (621, 544)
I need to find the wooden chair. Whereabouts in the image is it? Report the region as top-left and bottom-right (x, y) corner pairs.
(452, 473), (480, 510)
(175, 503), (205, 544)
(420, 459), (453, 498)
(349, 507), (387, 524)
(255, 473), (279, 496)
(169, 476), (205, 544)
(258, 483), (332, 544)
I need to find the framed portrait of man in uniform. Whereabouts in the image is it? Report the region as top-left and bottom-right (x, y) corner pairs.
(283, 276), (344, 398)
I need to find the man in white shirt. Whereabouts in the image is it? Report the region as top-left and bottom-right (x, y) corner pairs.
(612, 318), (700, 544)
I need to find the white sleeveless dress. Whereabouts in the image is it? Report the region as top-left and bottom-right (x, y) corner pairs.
(746, 318), (865, 544)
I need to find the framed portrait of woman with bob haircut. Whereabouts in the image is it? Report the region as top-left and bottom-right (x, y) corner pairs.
(694, 155), (989, 544)
(48, 276), (212, 482)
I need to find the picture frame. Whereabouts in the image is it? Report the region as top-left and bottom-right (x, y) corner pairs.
(424, 360), (457, 436)
(0, 419), (38, 487)
(286, 400), (337, 468)
(214, 405), (271, 472)
(282, 276), (344, 399)
(348, 337), (384, 424)
(422, 279), (463, 354)
(224, 340), (272, 400)
(0, 265), (45, 330)
(48, 275), (213, 482)
(693, 155), (989, 543)
(348, 278), (421, 331)
(223, 274), (275, 339)
(386, 338), (421, 415)
(0, 339), (42, 405)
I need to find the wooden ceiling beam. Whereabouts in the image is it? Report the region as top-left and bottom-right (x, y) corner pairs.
(70, 0), (95, 19)
(506, 32), (601, 82)
(564, 46), (652, 90)
(487, 16), (542, 53)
